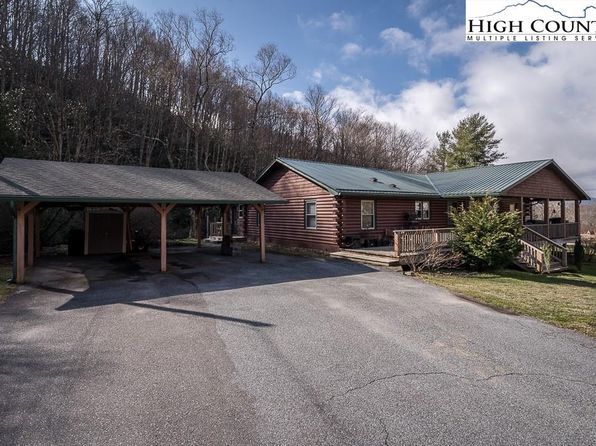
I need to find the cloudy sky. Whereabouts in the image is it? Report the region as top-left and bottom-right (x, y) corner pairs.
(132, 0), (595, 197)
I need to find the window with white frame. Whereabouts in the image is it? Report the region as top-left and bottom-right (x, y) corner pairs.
(361, 200), (375, 229)
(305, 200), (317, 229)
(415, 201), (430, 220)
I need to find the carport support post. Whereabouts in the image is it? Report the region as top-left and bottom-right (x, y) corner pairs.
(195, 206), (202, 248)
(34, 209), (41, 258)
(255, 204), (266, 263)
(152, 204), (175, 272)
(220, 204), (232, 256)
(27, 212), (34, 266)
(122, 209), (128, 254)
(15, 201), (39, 284)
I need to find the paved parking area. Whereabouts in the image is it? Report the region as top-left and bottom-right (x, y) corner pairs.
(0, 248), (595, 445)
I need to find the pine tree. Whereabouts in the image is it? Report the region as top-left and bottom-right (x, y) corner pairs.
(438, 113), (505, 171)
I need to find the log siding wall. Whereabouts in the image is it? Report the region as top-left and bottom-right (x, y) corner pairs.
(338, 197), (450, 242)
(247, 166), (339, 251)
(250, 163), (585, 251)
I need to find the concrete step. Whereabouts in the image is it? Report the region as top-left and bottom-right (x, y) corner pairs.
(343, 248), (395, 258)
(330, 251), (401, 267)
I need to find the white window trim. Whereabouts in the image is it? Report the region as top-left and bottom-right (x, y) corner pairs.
(361, 200), (375, 230)
(415, 201), (431, 221)
(305, 200), (317, 230)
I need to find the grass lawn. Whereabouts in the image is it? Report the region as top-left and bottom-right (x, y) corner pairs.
(0, 261), (15, 303)
(421, 263), (596, 337)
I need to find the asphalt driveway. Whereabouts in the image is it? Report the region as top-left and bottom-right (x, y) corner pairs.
(1, 248), (595, 445)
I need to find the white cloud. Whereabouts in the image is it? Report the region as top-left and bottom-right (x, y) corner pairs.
(380, 27), (422, 51)
(329, 11), (355, 32)
(282, 90), (306, 104)
(309, 63), (340, 83)
(327, 44), (596, 195)
(378, 19), (465, 71)
(300, 11), (355, 33)
(341, 42), (363, 59)
(463, 43), (596, 195)
(379, 27), (427, 71)
(329, 78), (465, 143)
(407, 0), (430, 18)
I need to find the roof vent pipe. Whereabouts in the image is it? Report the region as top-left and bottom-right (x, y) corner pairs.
(369, 177), (378, 182)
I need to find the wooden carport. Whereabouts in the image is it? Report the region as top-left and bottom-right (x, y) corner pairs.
(0, 158), (285, 284)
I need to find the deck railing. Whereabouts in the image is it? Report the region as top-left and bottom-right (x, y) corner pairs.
(393, 228), (454, 257)
(209, 222), (222, 237)
(391, 225), (569, 273)
(525, 222), (579, 239)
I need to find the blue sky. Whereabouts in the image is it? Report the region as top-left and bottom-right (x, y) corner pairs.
(130, 0), (596, 196)
(130, 0), (472, 93)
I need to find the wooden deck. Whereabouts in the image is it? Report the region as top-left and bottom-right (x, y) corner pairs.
(334, 225), (571, 273)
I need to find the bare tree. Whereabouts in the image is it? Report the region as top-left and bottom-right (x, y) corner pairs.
(305, 84), (335, 160)
(238, 43), (296, 175)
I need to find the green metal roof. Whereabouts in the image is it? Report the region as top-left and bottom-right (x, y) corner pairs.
(272, 158), (437, 196)
(0, 158), (286, 205)
(265, 158), (590, 200)
(426, 160), (552, 197)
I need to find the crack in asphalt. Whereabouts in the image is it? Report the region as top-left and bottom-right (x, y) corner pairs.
(378, 417), (390, 446)
(327, 370), (596, 403)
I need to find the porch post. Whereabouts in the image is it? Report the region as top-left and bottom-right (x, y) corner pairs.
(561, 200), (566, 238)
(544, 198), (550, 238)
(575, 200), (580, 236)
(520, 197), (524, 225)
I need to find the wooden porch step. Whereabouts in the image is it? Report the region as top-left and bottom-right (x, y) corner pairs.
(330, 251), (401, 267)
(513, 258), (568, 273)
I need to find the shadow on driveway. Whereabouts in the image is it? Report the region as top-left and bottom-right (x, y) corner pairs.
(24, 248), (377, 326)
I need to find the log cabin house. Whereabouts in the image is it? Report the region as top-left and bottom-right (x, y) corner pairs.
(246, 158), (590, 272)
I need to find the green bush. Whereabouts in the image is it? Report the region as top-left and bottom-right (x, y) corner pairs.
(450, 196), (522, 271)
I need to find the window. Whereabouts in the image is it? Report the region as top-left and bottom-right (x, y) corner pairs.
(361, 200), (375, 229)
(415, 201), (430, 220)
(305, 200), (317, 229)
(255, 209), (260, 227)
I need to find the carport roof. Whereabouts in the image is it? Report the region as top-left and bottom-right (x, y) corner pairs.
(0, 158), (286, 205)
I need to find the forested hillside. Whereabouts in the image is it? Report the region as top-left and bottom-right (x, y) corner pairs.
(0, 0), (433, 178)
